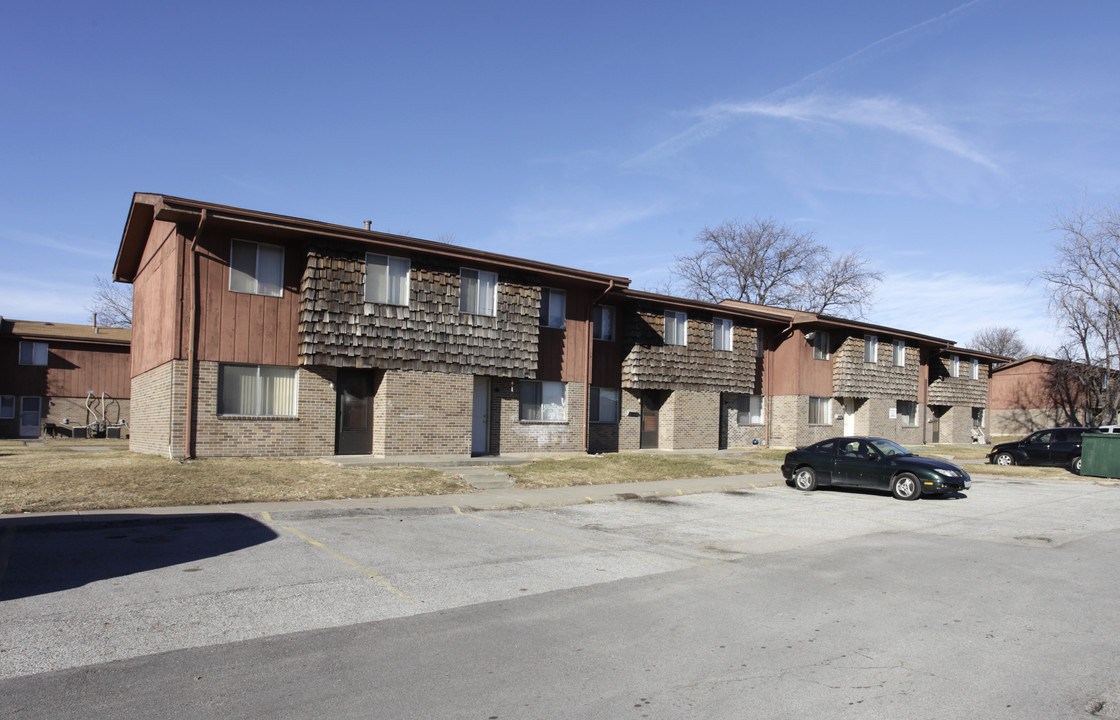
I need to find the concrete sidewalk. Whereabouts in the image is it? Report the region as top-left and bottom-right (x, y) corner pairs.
(0, 471), (790, 528)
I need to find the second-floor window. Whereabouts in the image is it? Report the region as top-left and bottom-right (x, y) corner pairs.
(970, 359), (980, 380)
(593, 306), (614, 341)
(540, 288), (566, 328)
(864, 334), (878, 363)
(665, 311), (687, 346)
(950, 355), (960, 378)
(893, 340), (906, 367)
(230, 239), (284, 297)
(713, 318), (733, 352)
(365, 253), (410, 306)
(460, 268), (497, 316)
(813, 331), (830, 360)
(19, 341), (48, 366)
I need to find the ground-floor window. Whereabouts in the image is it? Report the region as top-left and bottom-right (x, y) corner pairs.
(0, 395), (13, 419)
(808, 396), (831, 425)
(589, 387), (619, 423)
(972, 407), (986, 428)
(737, 394), (764, 425)
(897, 400), (919, 427)
(218, 364), (298, 416)
(520, 381), (567, 422)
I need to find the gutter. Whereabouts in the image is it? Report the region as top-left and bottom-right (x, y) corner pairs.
(183, 209), (208, 459)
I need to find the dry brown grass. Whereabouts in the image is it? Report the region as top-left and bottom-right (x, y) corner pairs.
(505, 452), (774, 489)
(0, 439), (472, 514)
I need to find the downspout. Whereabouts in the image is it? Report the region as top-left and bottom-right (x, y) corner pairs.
(183, 209), (208, 459)
(584, 280), (616, 453)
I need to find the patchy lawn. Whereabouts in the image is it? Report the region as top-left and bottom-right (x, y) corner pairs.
(0, 439), (471, 514)
(505, 452), (774, 489)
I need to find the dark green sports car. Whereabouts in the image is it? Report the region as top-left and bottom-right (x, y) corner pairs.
(781, 436), (971, 500)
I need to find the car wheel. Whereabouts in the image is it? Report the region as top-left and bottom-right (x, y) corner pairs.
(993, 452), (1015, 466)
(892, 472), (921, 501)
(793, 466), (817, 491)
(1071, 456), (1082, 475)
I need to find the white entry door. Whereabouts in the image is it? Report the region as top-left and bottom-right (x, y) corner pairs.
(20, 396), (42, 438)
(843, 398), (856, 436)
(471, 377), (490, 455)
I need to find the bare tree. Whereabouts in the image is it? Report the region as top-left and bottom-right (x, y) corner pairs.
(670, 218), (882, 318)
(85, 275), (132, 328)
(1038, 201), (1120, 425)
(968, 326), (1031, 359)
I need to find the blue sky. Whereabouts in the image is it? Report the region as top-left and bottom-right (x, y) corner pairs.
(2, 0), (1117, 353)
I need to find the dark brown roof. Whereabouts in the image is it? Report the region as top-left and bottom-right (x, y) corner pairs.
(718, 299), (952, 346)
(114, 193), (632, 289)
(0, 317), (130, 346)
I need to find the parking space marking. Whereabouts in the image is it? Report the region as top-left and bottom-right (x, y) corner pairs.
(261, 512), (415, 603)
(452, 507), (650, 563)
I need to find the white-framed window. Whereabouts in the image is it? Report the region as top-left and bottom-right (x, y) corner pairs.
(893, 339), (906, 367)
(589, 387), (620, 423)
(808, 396), (832, 425)
(519, 380), (567, 422)
(713, 318), (733, 352)
(897, 400), (918, 427)
(365, 253), (410, 306)
(665, 311), (687, 346)
(0, 395), (14, 419)
(18, 341), (48, 366)
(230, 239), (284, 297)
(460, 268), (498, 316)
(218, 364), (298, 416)
(970, 358), (980, 380)
(737, 394), (764, 425)
(755, 327), (765, 358)
(813, 331), (830, 360)
(864, 334), (878, 363)
(950, 354), (960, 378)
(540, 288), (566, 328)
(593, 306), (615, 341)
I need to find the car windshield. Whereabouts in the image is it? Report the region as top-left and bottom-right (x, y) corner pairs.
(867, 438), (912, 457)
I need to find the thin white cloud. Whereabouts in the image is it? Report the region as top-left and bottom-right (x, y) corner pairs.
(625, 0), (989, 168)
(503, 200), (671, 242)
(0, 229), (113, 259)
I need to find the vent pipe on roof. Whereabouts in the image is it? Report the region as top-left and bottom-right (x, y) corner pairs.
(364, 220), (372, 231)
(92, 313), (99, 333)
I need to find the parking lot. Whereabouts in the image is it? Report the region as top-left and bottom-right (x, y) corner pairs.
(4, 474), (1120, 688)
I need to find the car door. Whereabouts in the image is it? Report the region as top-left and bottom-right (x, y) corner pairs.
(1049, 429), (1084, 466)
(835, 439), (881, 487)
(1023, 431), (1052, 465)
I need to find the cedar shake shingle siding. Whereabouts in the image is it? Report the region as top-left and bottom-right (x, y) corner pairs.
(927, 355), (989, 406)
(832, 335), (921, 401)
(299, 245), (539, 376)
(619, 304), (757, 393)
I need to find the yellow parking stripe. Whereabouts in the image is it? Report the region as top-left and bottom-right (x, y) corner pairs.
(261, 512), (415, 603)
(452, 507), (650, 563)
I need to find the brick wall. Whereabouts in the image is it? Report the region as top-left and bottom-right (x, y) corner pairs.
(45, 397), (131, 432)
(619, 390), (642, 451)
(373, 369), (473, 456)
(191, 361), (336, 458)
(720, 393), (768, 449)
(129, 360), (186, 456)
(494, 380), (586, 453)
(659, 390), (720, 450)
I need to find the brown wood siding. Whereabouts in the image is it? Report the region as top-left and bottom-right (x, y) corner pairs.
(299, 243), (539, 376)
(769, 329), (832, 396)
(0, 338), (47, 396)
(192, 234), (300, 366)
(536, 286), (593, 382)
(619, 303), (756, 392)
(990, 360), (1052, 410)
(45, 343), (131, 398)
(130, 220), (184, 376)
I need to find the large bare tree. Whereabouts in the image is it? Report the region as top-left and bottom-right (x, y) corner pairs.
(968, 326), (1031, 359)
(1039, 201), (1120, 425)
(85, 275), (132, 328)
(670, 218), (882, 318)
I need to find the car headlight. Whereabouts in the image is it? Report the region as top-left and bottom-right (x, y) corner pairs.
(934, 468), (962, 478)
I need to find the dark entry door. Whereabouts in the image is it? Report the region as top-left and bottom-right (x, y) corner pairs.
(640, 390), (661, 449)
(336, 369), (374, 455)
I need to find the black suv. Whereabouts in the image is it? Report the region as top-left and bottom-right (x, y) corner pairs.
(987, 427), (1102, 474)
